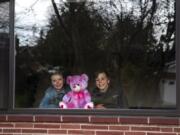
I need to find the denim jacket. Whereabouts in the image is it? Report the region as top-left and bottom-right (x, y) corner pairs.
(39, 86), (68, 108)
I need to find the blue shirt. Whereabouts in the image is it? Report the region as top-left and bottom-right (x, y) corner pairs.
(39, 86), (68, 108)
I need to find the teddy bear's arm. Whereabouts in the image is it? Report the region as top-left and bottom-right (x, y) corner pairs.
(83, 90), (92, 102)
(62, 92), (72, 103)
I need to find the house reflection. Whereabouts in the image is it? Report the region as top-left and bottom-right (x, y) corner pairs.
(159, 61), (176, 108)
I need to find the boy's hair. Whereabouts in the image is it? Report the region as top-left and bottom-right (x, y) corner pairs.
(48, 70), (64, 80)
(94, 70), (110, 79)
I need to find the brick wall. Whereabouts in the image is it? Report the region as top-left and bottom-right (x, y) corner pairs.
(0, 115), (180, 135)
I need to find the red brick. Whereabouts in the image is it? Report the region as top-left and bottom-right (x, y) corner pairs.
(174, 128), (180, 132)
(35, 115), (60, 122)
(34, 123), (60, 128)
(0, 123), (14, 128)
(48, 129), (67, 134)
(0, 134), (13, 135)
(84, 130), (96, 135)
(119, 117), (148, 124)
(161, 127), (173, 132)
(68, 130), (95, 135)
(62, 115), (89, 123)
(3, 129), (21, 133)
(7, 115), (33, 122)
(125, 132), (146, 135)
(147, 133), (176, 135)
(0, 116), (6, 122)
(90, 116), (118, 123)
(61, 124), (80, 129)
(15, 123), (33, 128)
(22, 129), (47, 133)
(68, 130), (84, 134)
(96, 131), (123, 135)
(149, 118), (179, 125)
(131, 126), (160, 131)
(109, 125), (129, 130)
(81, 124), (108, 130)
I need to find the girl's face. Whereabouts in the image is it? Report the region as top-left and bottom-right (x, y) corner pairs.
(95, 72), (110, 92)
(51, 74), (64, 90)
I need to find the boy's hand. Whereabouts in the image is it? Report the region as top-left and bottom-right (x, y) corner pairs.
(95, 104), (106, 109)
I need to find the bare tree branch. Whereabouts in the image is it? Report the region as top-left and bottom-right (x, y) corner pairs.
(51, 0), (72, 41)
(0, 0), (9, 3)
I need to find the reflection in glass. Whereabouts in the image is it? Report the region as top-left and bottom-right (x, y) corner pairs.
(0, 0), (10, 108)
(15, 0), (176, 109)
(0, 0), (9, 32)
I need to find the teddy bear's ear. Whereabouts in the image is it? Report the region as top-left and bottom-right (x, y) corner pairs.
(81, 74), (88, 81)
(66, 76), (72, 85)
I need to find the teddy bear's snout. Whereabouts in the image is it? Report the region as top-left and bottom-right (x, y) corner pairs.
(73, 84), (80, 88)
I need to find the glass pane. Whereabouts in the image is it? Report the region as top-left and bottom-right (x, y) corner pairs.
(0, 0), (10, 108)
(15, 0), (176, 109)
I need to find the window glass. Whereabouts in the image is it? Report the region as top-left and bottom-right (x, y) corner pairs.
(15, 0), (176, 109)
(0, 0), (10, 109)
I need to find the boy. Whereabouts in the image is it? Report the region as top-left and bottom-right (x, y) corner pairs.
(39, 71), (69, 108)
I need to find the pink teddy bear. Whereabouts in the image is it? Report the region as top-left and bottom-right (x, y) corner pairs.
(59, 74), (94, 109)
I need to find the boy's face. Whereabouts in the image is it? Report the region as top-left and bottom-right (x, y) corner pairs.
(51, 74), (64, 90)
(95, 72), (110, 91)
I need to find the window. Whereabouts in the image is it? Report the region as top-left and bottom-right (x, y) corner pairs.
(1, 0), (179, 115)
(15, 0), (176, 109)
